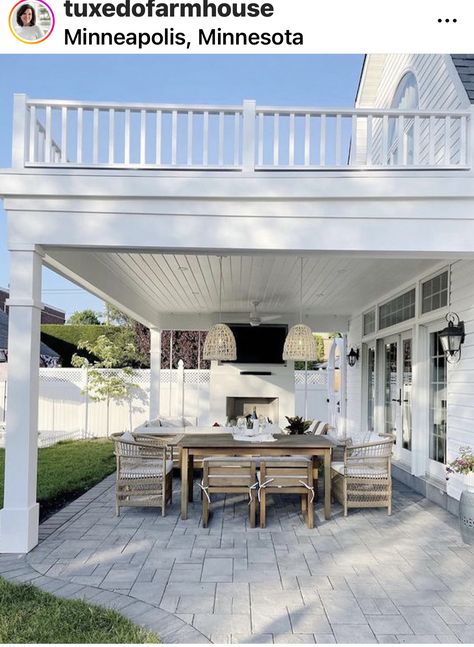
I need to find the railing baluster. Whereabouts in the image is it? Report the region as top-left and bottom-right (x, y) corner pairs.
(273, 113), (279, 165)
(258, 112), (264, 166)
(124, 109), (131, 165)
(319, 114), (326, 167)
(289, 113), (295, 166)
(44, 106), (52, 164)
(351, 114), (357, 165)
(218, 111), (225, 166)
(77, 107), (83, 164)
(413, 115), (420, 165)
(29, 105), (36, 163)
(171, 109), (177, 165)
(397, 115), (405, 165)
(382, 114), (388, 165)
(233, 112), (240, 166)
(60, 107), (67, 163)
(92, 108), (99, 164)
(108, 109), (115, 164)
(460, 116), (467, 166)
(429, 115), (435, 165)
(187, 111), (193, 166)
(203, 111), (209, 166)
(304, 113), (311, 166)
(366, 114), (373, 165)
(444, 116), (451, 165)
(140, 109), (146, 165)
(155, 110), (162, 165)
(335, 114), (342, 166)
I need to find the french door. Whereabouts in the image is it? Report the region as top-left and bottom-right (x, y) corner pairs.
(383, 331), (412, 463)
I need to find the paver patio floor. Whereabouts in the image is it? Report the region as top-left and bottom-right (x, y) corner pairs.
(2, 475), (474, 644)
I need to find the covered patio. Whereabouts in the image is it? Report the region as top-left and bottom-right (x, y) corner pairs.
(1, 476), (473, 644)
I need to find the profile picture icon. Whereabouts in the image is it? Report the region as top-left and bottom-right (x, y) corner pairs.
(9, 0), (55, 44)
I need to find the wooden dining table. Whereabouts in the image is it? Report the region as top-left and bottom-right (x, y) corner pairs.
(178, 432), (337, 521)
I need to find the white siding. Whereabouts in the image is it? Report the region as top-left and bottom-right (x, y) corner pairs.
(346, 314), (363, 438)
(447, 259), (474, 499)
(355, 54), (469, 165)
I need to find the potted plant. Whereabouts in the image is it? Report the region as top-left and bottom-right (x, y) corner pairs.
(446, 446), (474, 545)
(285, 416), (312, 435)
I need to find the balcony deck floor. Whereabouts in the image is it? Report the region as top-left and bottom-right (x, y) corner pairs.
(1, 476), (473, 644)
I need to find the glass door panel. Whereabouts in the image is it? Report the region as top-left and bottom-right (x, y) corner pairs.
(401, 337), (412, 450)
(367, 346), (376, 433)
(384, 341), (399, 437)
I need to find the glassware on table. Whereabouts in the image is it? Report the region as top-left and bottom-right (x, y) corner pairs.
(258, 415), (267, 433)
(237, 416), (248, 434)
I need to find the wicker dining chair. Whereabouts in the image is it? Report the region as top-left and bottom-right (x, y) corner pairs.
(330, 437), (394, 516)
(200, 457), (258, 528)
(112, 432), (173, 516)
(258, 456), (315, 529)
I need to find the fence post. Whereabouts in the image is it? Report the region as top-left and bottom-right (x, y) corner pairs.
(242, 99), (256, 173)
(177, 359), (185, 418)
(82, 367), (89, 439)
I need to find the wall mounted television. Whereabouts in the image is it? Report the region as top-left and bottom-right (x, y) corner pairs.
(224, 323), (288, 364)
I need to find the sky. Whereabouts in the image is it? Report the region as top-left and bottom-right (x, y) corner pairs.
(0, 54), (363, 318)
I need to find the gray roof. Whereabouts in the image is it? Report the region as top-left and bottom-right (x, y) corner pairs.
(0, 310), (59, 357)
(451, 55), (474, 102)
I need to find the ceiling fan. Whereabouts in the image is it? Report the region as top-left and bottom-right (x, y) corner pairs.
(249, 300), (282, 327)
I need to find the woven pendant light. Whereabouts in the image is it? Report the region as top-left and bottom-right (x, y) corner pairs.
(283, 258), (317, 361)
(203, 257), (237, 361)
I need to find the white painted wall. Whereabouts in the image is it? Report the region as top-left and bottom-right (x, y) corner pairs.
(446, 259), (474, 500)
(346, 314), (363, 438)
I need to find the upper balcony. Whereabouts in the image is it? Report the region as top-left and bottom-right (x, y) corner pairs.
(12, 94), (473, 174)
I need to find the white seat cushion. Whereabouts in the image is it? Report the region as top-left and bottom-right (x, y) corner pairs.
(331, 461), (388, 477)
(121, 459), (173, 479)
(119, 431), (136, 443)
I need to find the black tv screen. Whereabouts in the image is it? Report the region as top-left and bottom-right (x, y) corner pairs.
(226, 324), (288, 364)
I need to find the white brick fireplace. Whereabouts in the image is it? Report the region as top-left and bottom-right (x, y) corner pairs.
(209, 361), (295, 425)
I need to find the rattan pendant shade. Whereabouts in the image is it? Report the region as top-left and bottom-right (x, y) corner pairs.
(202, 257), (237, 361)
(203, 323), (237, 361)
(282, 323), (317, 361)
(282, 258), (317, 362)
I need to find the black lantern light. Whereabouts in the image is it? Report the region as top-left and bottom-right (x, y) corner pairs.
(347, 347), (360, 367)
(0, 349), (7, 363)
(439, 313), (465, 363)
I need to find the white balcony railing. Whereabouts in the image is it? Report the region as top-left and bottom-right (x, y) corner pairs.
(12, 94), (472, 171)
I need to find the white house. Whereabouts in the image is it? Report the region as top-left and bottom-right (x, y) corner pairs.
(1, 53), (474, 553)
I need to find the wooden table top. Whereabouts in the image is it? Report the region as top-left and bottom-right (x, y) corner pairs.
(178, 433), (337, 449)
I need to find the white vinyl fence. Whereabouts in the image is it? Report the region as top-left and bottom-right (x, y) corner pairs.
(0, 365), (328, 447)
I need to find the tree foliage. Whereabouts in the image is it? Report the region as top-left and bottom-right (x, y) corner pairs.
(67, 309), (101, 325)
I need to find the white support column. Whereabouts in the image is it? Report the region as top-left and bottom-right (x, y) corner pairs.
(149, 328), (161, 420)
(0, 248), (42, 553)
(411, 324), (429, 476)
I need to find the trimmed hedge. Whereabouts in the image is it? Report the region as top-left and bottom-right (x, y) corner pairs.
(41, 324), (120, 367)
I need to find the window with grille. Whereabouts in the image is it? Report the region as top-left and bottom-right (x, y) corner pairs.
(363, 310), (375, 336)
(379, 289), (415, 330)
(422, 271), (448, 314)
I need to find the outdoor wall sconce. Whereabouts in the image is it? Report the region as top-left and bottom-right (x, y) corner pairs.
(347, 347), (360, 367)
(439, 312), (465, 364)
(0, 349), (7, 363)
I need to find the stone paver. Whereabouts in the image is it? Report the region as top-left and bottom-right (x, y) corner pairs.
(0, 474), (471, 643)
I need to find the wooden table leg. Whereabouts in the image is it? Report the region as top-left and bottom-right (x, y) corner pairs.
(324, 449), (331, 520)
(188, 455), (194, 502)
(181, 448), (189, 520)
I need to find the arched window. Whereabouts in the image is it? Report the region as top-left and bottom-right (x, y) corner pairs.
(388, 72), (419, 165)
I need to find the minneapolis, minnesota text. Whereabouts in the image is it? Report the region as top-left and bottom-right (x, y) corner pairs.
(63, 0), (304, 48)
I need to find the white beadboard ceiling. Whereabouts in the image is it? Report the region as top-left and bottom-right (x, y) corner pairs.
(51, 250), (440, 316)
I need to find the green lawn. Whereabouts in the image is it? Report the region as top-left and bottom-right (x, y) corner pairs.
(0, 438), (116, 520)
(0, 578), (158, 643)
